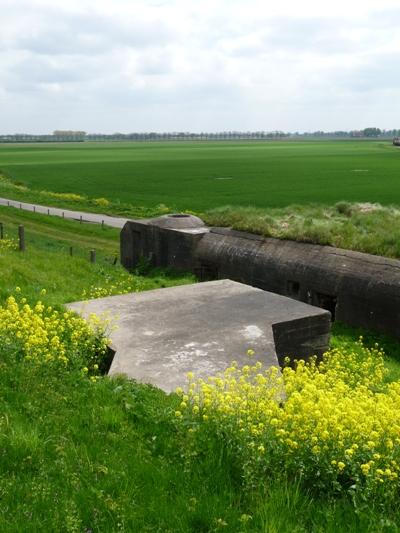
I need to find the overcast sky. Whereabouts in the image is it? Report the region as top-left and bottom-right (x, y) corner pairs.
(1, 0), (399, 133)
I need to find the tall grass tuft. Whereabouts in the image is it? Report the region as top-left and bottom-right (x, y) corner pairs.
(204, 202), (400, 258)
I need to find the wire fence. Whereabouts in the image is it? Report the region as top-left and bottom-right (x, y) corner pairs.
(0, 221), (119, 266)
(0, 197), (126, 229)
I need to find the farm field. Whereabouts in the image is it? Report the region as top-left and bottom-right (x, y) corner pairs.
(0, 140), (399, 212)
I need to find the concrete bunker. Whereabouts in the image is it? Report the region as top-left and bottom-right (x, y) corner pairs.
(121, 215), (400, 339)
(69, 280), (331, 392)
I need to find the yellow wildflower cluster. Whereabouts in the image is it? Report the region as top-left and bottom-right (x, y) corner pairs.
(0, 237), (18, 251)
(44, 191), (86, 202)
(82, 275), (144, 299)
(178, 341), (400, 499)
(93, 197), (110, 207)
(0, 291), (108, 373)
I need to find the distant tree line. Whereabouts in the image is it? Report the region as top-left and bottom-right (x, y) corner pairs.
(0, 128), (399, 143)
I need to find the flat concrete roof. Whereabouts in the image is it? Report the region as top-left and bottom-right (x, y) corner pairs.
(68, 280), (330, 393)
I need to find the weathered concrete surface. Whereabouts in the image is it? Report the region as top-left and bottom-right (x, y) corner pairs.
(121, 216), (400, 339)
(196, 229), (400, 337)
(120, 214), (208, 271)
(68, 280), (331, 393)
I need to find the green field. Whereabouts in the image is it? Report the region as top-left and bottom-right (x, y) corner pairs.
(2, 209), (400, 530)
(0, 140), (399, 211)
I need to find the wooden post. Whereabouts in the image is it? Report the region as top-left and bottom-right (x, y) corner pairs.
(0, 222), (3, 239)
(69, 246), (73, 256)
(47, 208), (50, 215)
(18, 225), (25, 251)
(80, 215), (83, 224)
(33, 206), (36, 213)
(7, 201), (9, 206)
(20, 203), (22, 209)
(62, 212), (65, 218)
(102, 220), (104, 229)
(90, 249), (96, 263)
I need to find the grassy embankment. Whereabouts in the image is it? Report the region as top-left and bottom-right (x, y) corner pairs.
(1, 139), (400, 257)
(1, 207), (400, 530)
(0, 205), (194, 305)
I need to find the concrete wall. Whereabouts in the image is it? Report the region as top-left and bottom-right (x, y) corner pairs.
(121, 215), (400, 339)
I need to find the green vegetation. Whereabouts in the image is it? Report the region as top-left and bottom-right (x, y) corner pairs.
(1, 286), (400, 532)
(2, 141), (400, 529)
(4, 341), (396, 532)
(176, 339), (400, 524)
(0, 140), (399, 212)
(1, 140), (400, 258)
(0, 205), (195, 305)
(204, 202), (400, 258)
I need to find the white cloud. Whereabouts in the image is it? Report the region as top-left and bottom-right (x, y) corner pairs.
(0, 0), (399, 132)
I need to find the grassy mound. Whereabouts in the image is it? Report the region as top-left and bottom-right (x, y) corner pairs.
(0, 205), (195, 305)
(2, 205), (400, 529)
(0, 296), (400, 531)
(204, 202), (400, 259)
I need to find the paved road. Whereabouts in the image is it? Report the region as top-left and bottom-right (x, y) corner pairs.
(0, 197), (129, 229)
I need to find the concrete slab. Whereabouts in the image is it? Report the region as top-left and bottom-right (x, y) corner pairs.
(68, 280), (331, 393)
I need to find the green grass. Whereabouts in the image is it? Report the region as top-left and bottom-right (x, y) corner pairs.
(2, 139), (400, 258)
(0, 140), (399, 212)
(2, 209), (400, 530)
(3, 347), (397, 532)
(0, 205), (195, 305)
(204, 202), (400, 258)
(331, 322), (400, 382)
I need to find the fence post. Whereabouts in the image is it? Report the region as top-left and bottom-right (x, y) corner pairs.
(90, 249), (96, 263)
(33, 206), (36, 213)
(20, 203), (22, 209)
(80, 215), (83, 224)
(102, 220), (104, 229)
(69, 246), (73, 256)
(47, 208), (50, 215)
(0, 222), (3, 239)
(62, 212), (65, 218)
(18, 225), (25, 251)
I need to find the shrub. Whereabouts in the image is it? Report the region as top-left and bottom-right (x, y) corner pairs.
(177, 340), (400, 506)
(0, 290), (108, 375)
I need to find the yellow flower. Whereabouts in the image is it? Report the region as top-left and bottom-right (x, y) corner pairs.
(361, 463), (371, 475)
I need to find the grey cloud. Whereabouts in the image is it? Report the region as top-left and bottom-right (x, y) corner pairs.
(336, 53), (400, 93)
(225, 12), (396, 58)
(4, 53), (107, 93)
(1, 0), (400, 133)
(5, 5), (175, 56)
(264, 17), (352, 53)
